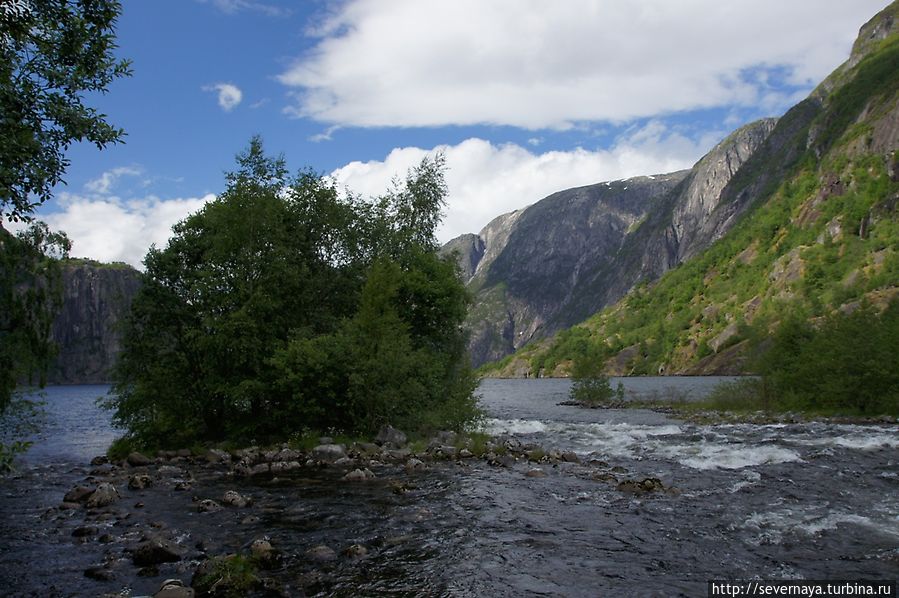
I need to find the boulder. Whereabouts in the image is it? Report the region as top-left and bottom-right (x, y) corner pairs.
(133, 537), (182, 566)
(343, 468), (375, 481)
(128, 474), (153, 490)
(343, 544), (368, 559)
(63, 485), (94, 503)
(153, 579), (195, 598)
(127, 452), (153, 466)
(197, 499), (222, 513)
(86, 483), (119, 508)
(222, 490), (251, 508)
(270, 461), (300, 474)
(250, 538), (280, 569)
(617, 477), (666, 495)
(312, 444), (347, 462)
(526, 469), (548, 478)
(561, 451), (580, 463)
(404, 458), (426, 472)
(375, 425), (407, 448)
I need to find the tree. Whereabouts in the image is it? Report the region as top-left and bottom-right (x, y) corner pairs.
(568, 343), (623, 406)
(108, 140), (477, 447)
(1, 0), (131, 221)
(0, 222), (70, 410)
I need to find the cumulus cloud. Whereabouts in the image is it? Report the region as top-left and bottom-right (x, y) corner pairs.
(42, 193), (214, 269)
(332, 121), (722, 242)
(203, 82), (243, 111)
(280, 0), (885, 129)
(84, 166), (143, 195)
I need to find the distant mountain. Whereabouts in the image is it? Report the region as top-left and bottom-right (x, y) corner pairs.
(481, 1), (899, 377)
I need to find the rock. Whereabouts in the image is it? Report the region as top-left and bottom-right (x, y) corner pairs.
(343, 544), (368, 559)
(86, 483), (119, 508)
(90, 455), (109, 466)
(72, 525), (97, 538)
(274, 448), (301, 462)
(128, 474), (153, 490)
(64, 485), (94, 503)
(561, 451), (580, 463)
(404, 458), (426, 472)
(332, 457), (355, 467)
(197, 499), (223, 513)
(127, 451), (153, 466)
(375, 425), (408, 447)
(458, 448), (474, 459)
(343, 468), (375, 481)
(433, 445), (457, 460)
(156, 465), (185, 478)
(84, 565), (114, 581)
(153, 579), (195, 598)
(355, 442), (381, 456)
(305, 545), (337, 562)
(432, 430), (458, 446)
(250, 538), (280, 569)
(617, 477), (666, 495)
(176, 448), (191, 458)
(312, 444), (347, 462)
(386, 448), (411, 461)
(241, 515), (260, 525)
(133, 537), (182, 566)
(222, 490), (251, 508)
(249, 463), (271, 476)
(270, 460), (300, 474)
(526, 469), (548, 478)
(205, 449), (231, 464)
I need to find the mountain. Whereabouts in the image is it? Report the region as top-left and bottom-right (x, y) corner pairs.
(47, 260), (142, 384)
(482, 1), (899, 377)
(445, 113), (781, 367)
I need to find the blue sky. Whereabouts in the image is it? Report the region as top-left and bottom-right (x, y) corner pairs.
(19, 0), (890, 267)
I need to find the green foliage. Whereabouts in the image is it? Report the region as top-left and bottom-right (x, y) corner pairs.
(568, 345), (623, 405)
(0, 0), (131, 221)
(108, 140), (478, 448)
(0, 222), (70, 411)
(194, 555), (259, 598)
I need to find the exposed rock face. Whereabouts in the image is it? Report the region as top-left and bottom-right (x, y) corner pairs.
(447, 119), (779, 367)
(47, 261), (142, 384)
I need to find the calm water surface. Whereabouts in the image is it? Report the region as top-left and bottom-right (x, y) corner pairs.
(1, 379), (897, 597)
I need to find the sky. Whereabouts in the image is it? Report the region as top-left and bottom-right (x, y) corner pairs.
(11, 0), (890, 268)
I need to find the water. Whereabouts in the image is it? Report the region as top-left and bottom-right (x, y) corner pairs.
(1, 380), (897, 597)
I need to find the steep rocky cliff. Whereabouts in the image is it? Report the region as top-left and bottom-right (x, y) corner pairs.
(448, 118), (778, 367)
(47, 261), (142, 384)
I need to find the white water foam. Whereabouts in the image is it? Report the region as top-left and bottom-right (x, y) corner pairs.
(791, 428), (899, 451)
(657, 442), (802, 470)
(480, 418), (548, 435)
(741, 506), (895, 545)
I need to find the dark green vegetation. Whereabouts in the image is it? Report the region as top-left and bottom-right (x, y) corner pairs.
(485, 13), (899, 417)
(0, 0), (130, 221)
(567, 346), (624, 406)
(1, 0), (127, 464)
(106, 139), (478, 449)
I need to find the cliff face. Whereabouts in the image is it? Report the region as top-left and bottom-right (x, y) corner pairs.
(48, 262), (142, 384)
(447, 118), (778, 367)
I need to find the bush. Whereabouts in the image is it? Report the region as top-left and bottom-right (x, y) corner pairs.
(568, 345), (624, 405)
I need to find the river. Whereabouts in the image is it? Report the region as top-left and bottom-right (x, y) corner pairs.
(1, 379), (897, 596)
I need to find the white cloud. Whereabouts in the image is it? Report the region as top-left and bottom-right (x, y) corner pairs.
(42, 193), (215, 269)
(84, 166), (143, 195)
(203, 83), (243, 112)
(332, 121), (720, 243)
(280, 0), (886, 129)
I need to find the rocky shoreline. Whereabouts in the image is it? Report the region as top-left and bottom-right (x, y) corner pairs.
(47, 426), (677, 597)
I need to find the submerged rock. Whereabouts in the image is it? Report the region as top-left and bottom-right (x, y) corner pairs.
(526, 469), (548, 478)
(305, 545), (337, 562)
(197, 499), (223, 513)
(63, 485), (94, 504)
(128, 474), (153, 490)
(132, 537), (182, 566)
(153, 578), (195, 598)
(617, 477), (666, 495)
